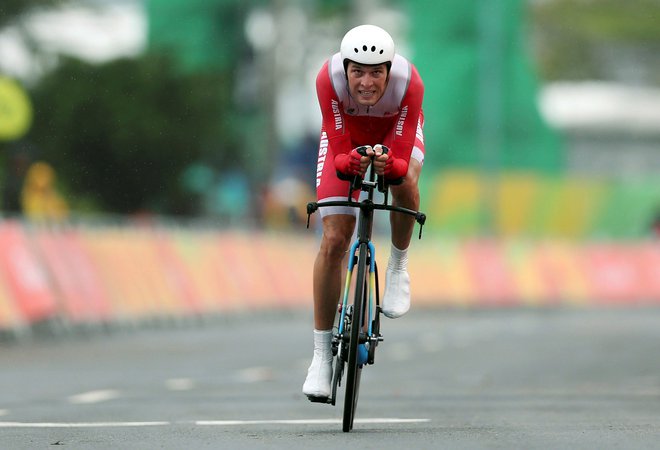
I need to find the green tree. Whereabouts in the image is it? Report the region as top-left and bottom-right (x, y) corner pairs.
(531, 0), (660, 82)
(1, 0), (67, 213)
(0, 0), (65, 28)
(28, 54), (234, 215)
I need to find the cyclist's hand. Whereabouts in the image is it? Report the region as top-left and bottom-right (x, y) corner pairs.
(356, 146), (374, 175)
(374, 144), (407, 180)
(373, 144), (389, 176)
(335, 146), (372, 177)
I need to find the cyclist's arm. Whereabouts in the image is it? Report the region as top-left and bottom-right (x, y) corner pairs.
(385, 65), (424, 179)
(316, 62), (354, 175)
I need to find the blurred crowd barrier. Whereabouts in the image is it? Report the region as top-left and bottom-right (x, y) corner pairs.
(0, 218), (659, 337)
(0, 220), (315, 337)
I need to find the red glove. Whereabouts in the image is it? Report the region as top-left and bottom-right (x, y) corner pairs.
(383, 156), (408, 180)
(334, 147), (365, 176)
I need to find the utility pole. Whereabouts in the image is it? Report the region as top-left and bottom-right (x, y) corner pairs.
(477, 0), (504, 236)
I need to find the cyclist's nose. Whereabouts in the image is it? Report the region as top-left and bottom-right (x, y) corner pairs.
(360, 74), (375, 87)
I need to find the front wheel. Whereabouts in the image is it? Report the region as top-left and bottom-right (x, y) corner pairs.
(342, 242), (368, 432)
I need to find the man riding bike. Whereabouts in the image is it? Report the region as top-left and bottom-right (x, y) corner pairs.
(303, 24), (426, 400)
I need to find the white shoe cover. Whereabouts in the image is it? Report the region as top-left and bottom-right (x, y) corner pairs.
(302, 352), (333, 398)
(382, 267), (411, 318)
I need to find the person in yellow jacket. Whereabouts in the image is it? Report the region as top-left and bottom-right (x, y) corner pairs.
(21, 161), (69, 221)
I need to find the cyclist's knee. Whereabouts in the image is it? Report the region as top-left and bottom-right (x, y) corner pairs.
(391, 159), (421, 207)
(320, 237), (349, 262)
(319, 215), (354, 260)
(391, 180), (419, 208)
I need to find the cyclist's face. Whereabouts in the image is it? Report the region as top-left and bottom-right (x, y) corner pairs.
(346, 62), (388, 106)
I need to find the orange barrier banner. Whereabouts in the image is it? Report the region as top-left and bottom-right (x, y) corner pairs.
(531, 241), (589, 304)
(0, 270), (23, 331)
(166, 231), (314, 313)
(78, 228), (191, 320)
(463, 240), (519, 305)
(410, 239), (660, 306)
(215, 232), (313, 309)
(581, 243), (660, 305)
(640, 245), (660, 299)
(0, 221), (57, 323)
(153, 231), (204, 315)
(35, 228), (112, 323)
(1, 219), (659, 334)
(168, 231), (236, 312)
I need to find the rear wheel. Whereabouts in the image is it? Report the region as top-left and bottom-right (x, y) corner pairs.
(343, 243), (368, 432)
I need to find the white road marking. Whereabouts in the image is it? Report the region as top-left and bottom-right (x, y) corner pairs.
(196, 418), (431, 426)
(0, 422), (170, 428)
(0, 418), (430, 428)
(165, 378), (195, 391)
(68, 389), (120, 405)
(235, 367), (275, 383)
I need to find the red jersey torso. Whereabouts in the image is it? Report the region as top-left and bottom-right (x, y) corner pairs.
(316, 52), (424, 163)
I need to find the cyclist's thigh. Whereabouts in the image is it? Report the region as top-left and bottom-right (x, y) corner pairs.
(316, 129), (359, 218)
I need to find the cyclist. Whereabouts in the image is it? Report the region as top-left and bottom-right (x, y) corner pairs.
(303, 24), (425, 400)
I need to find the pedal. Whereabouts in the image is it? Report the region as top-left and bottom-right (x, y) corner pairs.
(306, 395), (332, 404)
(367, 334), (383, 365)
(367, 339), (376, 365)
(331, 335), (339, 357)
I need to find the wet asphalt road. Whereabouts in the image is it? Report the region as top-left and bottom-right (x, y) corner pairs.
(2, 307), (660, 449)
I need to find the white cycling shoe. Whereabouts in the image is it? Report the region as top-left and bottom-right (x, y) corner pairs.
(302, 352), (333, 399)
(381, 267), (411, 319)
(303, 330), (333, 400)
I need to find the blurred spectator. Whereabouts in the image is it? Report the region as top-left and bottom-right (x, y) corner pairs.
(1, 145), (32, 215)
(652, 211), (660, 239)
(207, 171), (250, 223)
(21, 161), (69, 221)
(263, 176), (314, 228)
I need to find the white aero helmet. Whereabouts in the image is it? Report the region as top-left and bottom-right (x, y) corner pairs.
(340, 24), (395, 71)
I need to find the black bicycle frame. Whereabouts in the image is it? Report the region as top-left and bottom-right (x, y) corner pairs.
(305, 160), (426, 431)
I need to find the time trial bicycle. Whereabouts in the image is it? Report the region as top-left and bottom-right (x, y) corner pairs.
(306, 146), (426, 432)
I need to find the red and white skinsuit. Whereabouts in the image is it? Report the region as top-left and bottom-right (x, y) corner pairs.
(315, 52), (425, 216)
